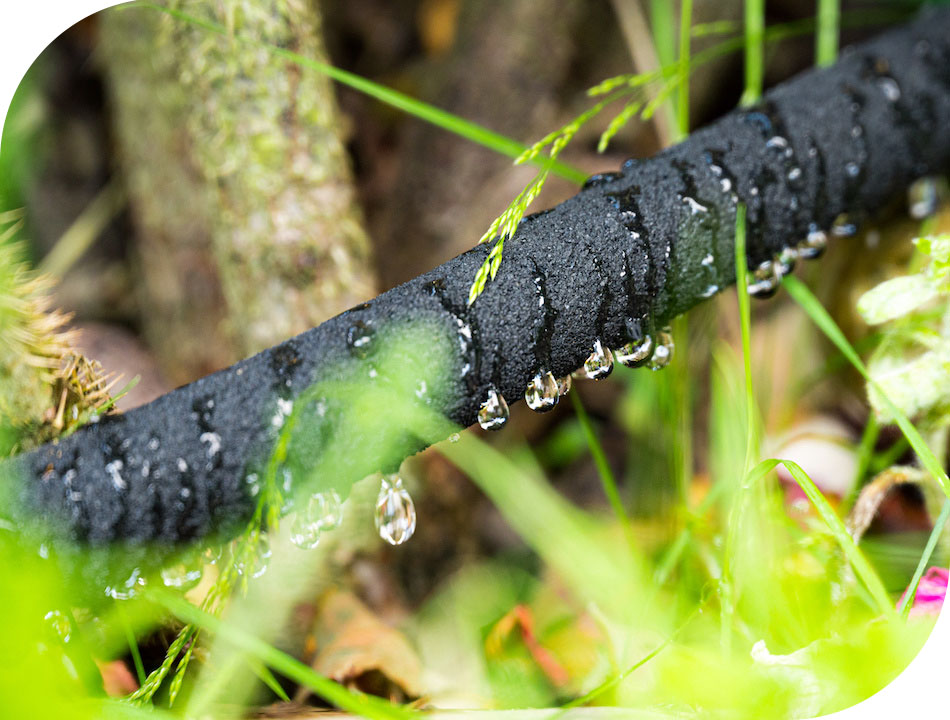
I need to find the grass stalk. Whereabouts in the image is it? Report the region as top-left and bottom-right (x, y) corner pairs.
(741, 0), (765, 106)
(570, 392), (636, 552)
(898, 499), (950, 617)
(675, 0), (694, 141)
(816, 0), (840, 67)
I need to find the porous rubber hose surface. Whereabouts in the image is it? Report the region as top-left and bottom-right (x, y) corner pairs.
(8, 8), (950, 546)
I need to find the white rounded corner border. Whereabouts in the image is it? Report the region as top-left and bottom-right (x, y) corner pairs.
(0, 1), (948, 718)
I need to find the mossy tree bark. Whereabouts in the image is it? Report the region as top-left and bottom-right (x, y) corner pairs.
(101, 0), (376, 382)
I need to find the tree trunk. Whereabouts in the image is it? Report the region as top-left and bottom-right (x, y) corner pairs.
(100, 0), (376, 382)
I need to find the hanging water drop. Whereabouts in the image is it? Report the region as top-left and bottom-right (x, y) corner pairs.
(908, 177), (939, 219)
(161, 560), (203, 590)
(747, 260), (781, 298)
(581, 340), (614, 380)
(478, 389), (509, 430)
(556, 374), (572, 397)
(105, 567), (145, 600)
(375, 474), (416, 546)
(525, 372), (559, 412)
(291, 490), (344, 549)
(774, 247), (798, 276)
(831, 213), (857, 237)
(614, 334), (653, 368)
(798, 226), (828, 259)
(648, 328), (674, 370)
(251, 534), (272, 578)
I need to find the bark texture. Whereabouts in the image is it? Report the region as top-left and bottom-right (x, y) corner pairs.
(101, 0), (376, 380)
(9, 9), (950, 547)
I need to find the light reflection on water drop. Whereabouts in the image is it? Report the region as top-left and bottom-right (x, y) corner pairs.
(908, 177), (939, 220)
(478, 389), (509, 431)
(614, 334), (653, 368)
(556, 374), (572, 397)
(44, 610), (72, 643)
(290, 490), (344, 550)
(648, 327), (674, 370)
(525, 372), (559, 412)
(747, 260), (781, 298)
(161, 561), (203, 590)
(375, 474), (416, 546)
(798, 226), (827, 259)
(581, 339), (614, 380)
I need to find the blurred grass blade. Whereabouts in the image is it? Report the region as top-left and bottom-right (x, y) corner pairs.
(128, 2), (586, 185)
(751, 458), (894, 616)
(149, 589), (417, 720)
(570, 392), (635, 551)
(741, 0), (765, 105)
(784, 275), (950, 500)
(817, 0), (840, 66)
(898, 499), (950, 617)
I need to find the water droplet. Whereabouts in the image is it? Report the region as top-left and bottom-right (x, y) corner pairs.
(375, 474), (416, 546)
(701, 253), (714, 267)
(583, 171), (621, 189)
(161, 561), (203, 590)
(556, 375), (572, 396)
(786, 167), (803, 185)
(798, 226), (827, 259)
(701, 284), (720, 298)
(105, 567), (145, 600)
(246, 473), (261, 497)
(648, 328), (674, 370)
(845, 162), (860, 178)
(346, 321), (374, 358)
(177, 458), (189, 473)
(614, 334), (653, 368)
(106, 460), (126, 491)
(243, 535), (272, 578)
(877, 76), (901, 102)
(581, 340), (614, 380)
(448, 432), (461, 443)
(683, 196), (708, 214)
(831, 213), (857, 237)
(44, 610), (71, 643)
(291, 490), (344, 549)
(908, 177), (939, 219)
(147, 437), (160, 451)
(478, 389), (509, 431)
(524, 372), (559, 412)
(774, 247), (798, 276)
(747, 260), (781, 298)
(199, 432), (221, 458)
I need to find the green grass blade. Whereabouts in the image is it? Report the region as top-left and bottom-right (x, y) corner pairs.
(119, 605), (147, 687)
(784, 275), (950, 500)
(675, 0), (693, 141)
(898, 499), (950, 618)
(816, 0), (840, 67)
(148, 590), (416, 720)
(127, 2), (586, 185)
(570, 392), (635, 551)
(734, 204), (758, 469)
(750, 459), (894, 616)
(741, 0), (765, 106)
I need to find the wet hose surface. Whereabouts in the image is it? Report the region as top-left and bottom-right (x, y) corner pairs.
(7, 8), (950, 547)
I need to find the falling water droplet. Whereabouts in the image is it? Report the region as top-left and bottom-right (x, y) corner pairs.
(747, 260), (781, 298)
(648, 328), (674, 370)
(908, 177), (939, 219)
(375, 474), (416, 545)
(774, 247), (798, 276)
(556, 375), (572, 397)
(798, 226), (828, 259)
(161, 560), (203, 590)
(525, 372), (559, 412)
(346, 321), (374, 358)
(614, 334), (653, 368)
(478, 389), (509, 431)
(44, 610), (72, 643)
(581, 340), (614, 380)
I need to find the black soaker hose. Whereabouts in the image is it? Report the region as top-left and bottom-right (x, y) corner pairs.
(7, 8), (950, 547)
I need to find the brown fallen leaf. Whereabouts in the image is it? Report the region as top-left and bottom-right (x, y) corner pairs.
(295, 588), (422, 705)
